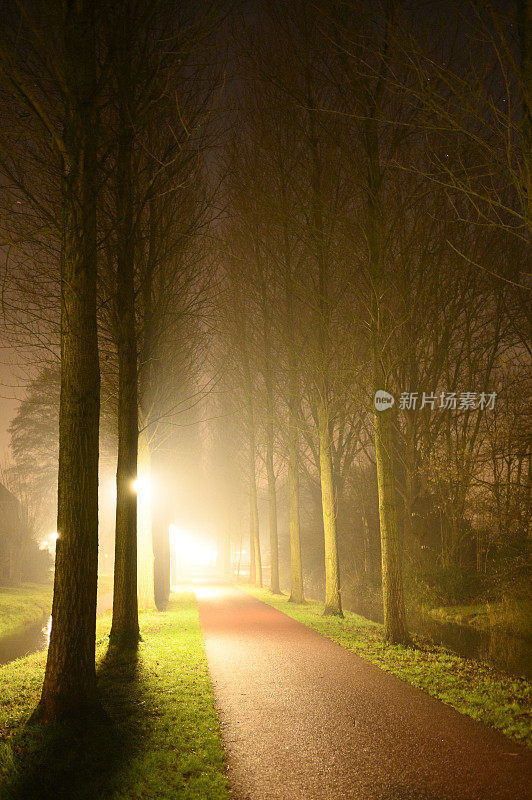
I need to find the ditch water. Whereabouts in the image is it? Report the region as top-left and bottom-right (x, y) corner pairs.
(409, 612), (532, 680)
(0, 616), (49, 666)
(0, 592), (113, 667)
(348, 596), (532, 681)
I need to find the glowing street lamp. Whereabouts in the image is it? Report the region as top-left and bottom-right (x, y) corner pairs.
(132, 475), (151, 497)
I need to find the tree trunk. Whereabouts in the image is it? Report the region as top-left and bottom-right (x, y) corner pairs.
(35, 0), (100, 722)
(137, 436), (156, 610)
(318, 398), (343, 616)
(258, 252), (280, 594)
(110, 312), (139, 642)
(265, 414), (280, 594)
(288, 399), (304, 603)
(363, 32), (410, 642)
(282, 213), (304, 604)
(110, 25), (140, 646)
(372, 323), (410, 644)
(153, 499), (170, 609)
(249, 527), (256, 583)
(243, 348), (262, 587)
(249, 436), (262, 587)
(518, 0), (532, 232)
(305, 82), (342, 617)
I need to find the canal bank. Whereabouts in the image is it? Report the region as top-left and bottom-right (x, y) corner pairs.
(0, 580), (114, 666)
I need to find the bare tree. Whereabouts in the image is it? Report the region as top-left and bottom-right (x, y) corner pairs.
(0, 0), (103, 720)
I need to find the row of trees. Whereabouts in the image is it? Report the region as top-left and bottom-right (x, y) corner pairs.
(211, 0), (530, 643)
(0, 0), (219, 721)
(0, 0), (528, 724)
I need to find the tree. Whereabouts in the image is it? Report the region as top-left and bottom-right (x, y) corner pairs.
(102, 0), (220, 621)
(235, 1), (349, 613)
(0, 0), (103, 720)
(314, 0), (412, 640)
(37, 0), (101, 720)
(109, 1), (140, 647)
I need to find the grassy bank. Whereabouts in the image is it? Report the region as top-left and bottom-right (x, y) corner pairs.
(0, 576), (115, 640)
(428, 602), (501, 630)
(429, 602), (532, 637)
(0, 585), (52, 639)
(0, 593), (228, 800)
(241, 585), (532, 748)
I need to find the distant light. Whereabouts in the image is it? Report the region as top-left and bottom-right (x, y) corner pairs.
(169, 525), (217, 570)
(194, 585), (223, 600)
(40, 531), (59, 551)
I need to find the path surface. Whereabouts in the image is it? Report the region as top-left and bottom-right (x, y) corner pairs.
(197, 582), (532, 800)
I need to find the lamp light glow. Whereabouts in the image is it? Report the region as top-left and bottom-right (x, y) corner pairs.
(169, 524), (217, 576)
(133, 475), (151, 498)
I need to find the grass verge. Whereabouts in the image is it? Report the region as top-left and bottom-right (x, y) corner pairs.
(0, 593), (228, 800)
(241, 584), (532, 748)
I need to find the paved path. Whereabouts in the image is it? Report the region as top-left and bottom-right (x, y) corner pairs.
(197, 583), (532, 800)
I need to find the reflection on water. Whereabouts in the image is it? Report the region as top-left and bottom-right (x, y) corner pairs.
(349, 594), (532, 681)
(42, 615), (52, 644)
(414, 614), (532, 680)
(0, 617), (49, 666)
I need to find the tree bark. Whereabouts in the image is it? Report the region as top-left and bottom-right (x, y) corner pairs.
(518, 0), (532, 232)
(265, 406), (280, 594)
(305, 80), (342, 617)
(288, 398), (304, 603)
(35, 0), (100, 722)
(362, 11), (410, 643)
(153, 483), (171, 609)
(137, 436), (156, 609)
(110, 19), (140, 647)
(281, 199), (304, 604)
(249, 528), (256, 584)
(371, 319), (410, 644)
(248, 429), (262, 587)
(318, 398), (343, 616)
(242, 344), (262, 587)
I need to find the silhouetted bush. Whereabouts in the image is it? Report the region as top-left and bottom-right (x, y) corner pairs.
(405, 566), (486, 608)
